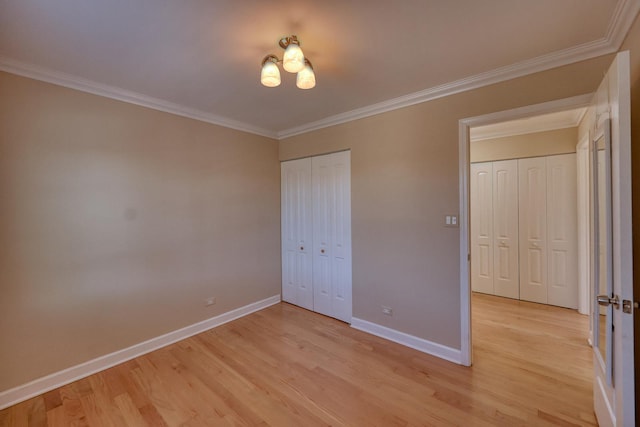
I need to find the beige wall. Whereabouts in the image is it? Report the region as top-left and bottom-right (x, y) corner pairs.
(3, 11), (640, 403)
(619, 12), (640, 423)
(470, 127), (578, 163)
(280, 54), (615, 350)
(0, 72), (281, 391)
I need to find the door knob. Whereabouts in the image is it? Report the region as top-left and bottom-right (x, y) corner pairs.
(532, 242), (539, 248)
(299, 246), (304, 251)
(499, 240), (506, 247)
(321, 249), (325, 254)
(597, 294), (620, 309)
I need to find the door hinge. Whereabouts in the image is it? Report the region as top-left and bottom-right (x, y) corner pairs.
(622, 299), (639, 314)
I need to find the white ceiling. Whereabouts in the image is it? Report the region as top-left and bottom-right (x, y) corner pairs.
(0, 0), (638, 138)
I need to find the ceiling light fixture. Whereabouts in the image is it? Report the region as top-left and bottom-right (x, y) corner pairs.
(261, 35), (316, 89)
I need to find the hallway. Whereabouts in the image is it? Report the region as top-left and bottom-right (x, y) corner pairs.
(472, 292), (595, 425)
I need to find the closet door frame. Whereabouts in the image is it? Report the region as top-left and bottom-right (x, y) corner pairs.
(280, 151), (353, 323)
(459, 93), (597, 367)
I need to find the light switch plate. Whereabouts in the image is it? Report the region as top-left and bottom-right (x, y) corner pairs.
(445, 214), (459, 228)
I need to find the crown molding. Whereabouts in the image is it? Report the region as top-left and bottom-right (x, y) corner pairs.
(0, 56), (278, 140)
(277, 38), (613, 139)
(1, 1), (637, 141)
(606, 0), (640, 47)
(277, 0), (640, 140)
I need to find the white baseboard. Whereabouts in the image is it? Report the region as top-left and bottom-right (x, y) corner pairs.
(0, 294), (281, 410)
(350, 317), (462, 365)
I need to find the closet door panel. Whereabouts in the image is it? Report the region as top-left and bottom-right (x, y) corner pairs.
(281, 158), (313, 310)
(493, 160), (519, 299)
(470, 163), (494, 294)
(331, 156), (352, 322)
(519, 157), (548, 304)
(547, 154), (578, 308)
(312, 151), (352, 322)
(312, 158), (333, 316)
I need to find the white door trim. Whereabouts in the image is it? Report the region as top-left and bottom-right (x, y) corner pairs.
(458, 93), (593, 366)
(576, 135), (591, 316)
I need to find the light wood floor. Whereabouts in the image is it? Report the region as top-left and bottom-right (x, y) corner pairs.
(0, 293), (595, 426)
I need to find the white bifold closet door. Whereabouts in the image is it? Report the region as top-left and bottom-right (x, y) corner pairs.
(470, 162), (494, 295)
(472, 154), (577, 308)
(281, 157), (314, 310)
(470, 160), (519, 298)
(281, 151), (352, 323)
(545, 154), (578, 308)
(492, 160), (519, 299)
(519, 154), (577, 308)
(311, 152), (352, 321)
(518, 157), (549, 304)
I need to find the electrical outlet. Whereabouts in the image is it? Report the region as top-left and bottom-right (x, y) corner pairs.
(382, 306), (393, 316)
(205, 297), (216, 307)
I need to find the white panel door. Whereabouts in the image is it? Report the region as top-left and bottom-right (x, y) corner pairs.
(492, 160), (519, 299)
(281, 158), (313, 310)
(519, 157), (548, 304)
(546, 154), (578, 309)
(312, 151), (352, 322)
(470, 163), (494, 294)
(591, 51), (635, 427)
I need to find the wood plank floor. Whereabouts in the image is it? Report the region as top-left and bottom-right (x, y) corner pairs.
(0, 293), (595, 426)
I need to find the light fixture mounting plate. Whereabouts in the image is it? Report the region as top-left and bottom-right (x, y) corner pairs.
(279, 35), (299, 49)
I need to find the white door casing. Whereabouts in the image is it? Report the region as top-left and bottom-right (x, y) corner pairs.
(281, 151), (352, 323)
(470, 162), (494, 294)
(459, 93), (596, 368)
(281, 157), (314, 310)
(576, 137), (592, 316)
(518, 157), (548, 304)
(492, 160), (519, 299)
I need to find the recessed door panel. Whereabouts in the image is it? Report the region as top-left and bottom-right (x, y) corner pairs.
(497, 247), (510, 279)
(479, 244), (491, 278)
(528, 248), (543, 285)
(550, 250), (567, 286)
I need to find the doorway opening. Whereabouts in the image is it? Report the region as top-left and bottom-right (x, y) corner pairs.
(468, 108), (587, 310)
(458, 93), (594, 365)
(460, 96), (596, 423)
